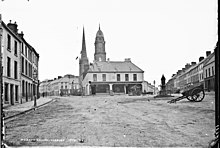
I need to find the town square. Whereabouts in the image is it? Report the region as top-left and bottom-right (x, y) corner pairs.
(0, 0), (219, 147)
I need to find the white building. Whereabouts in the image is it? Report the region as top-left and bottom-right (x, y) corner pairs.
(1, 18), (39, 106)
(39, 74), (80, 96)
(82, 59), (144, 95)
(1, 20), (21, 105)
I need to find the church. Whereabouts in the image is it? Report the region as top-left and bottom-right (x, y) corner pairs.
(79, 25), (145, 95)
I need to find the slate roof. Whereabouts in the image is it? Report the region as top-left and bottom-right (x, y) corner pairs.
(203, 52), (215, 65)
(87, 61), (144, 73)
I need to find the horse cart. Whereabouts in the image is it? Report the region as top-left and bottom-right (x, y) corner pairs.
(168, 83), (205, 103)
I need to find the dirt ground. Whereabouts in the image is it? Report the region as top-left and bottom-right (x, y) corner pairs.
(4, 93), (215, 147)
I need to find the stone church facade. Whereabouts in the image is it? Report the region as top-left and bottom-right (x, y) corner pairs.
(79, 25), (144, 95)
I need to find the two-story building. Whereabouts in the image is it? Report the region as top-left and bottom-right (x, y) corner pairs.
(82, 59), (144, 95)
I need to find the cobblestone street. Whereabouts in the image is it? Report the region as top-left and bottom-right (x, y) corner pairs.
(4, 94), (215, 147)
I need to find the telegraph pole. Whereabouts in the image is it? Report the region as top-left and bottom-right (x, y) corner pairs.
(153, 80), (155, 95)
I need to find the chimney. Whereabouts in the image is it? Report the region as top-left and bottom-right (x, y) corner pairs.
(191, 62), (196, 65)
(54, 78), (57, 80)
(124, 58), (131, 62)
(199, 56), (204, 62)
(58, 76), (62, 79)
(185, 63), (191, 69)
(18, 31), (24, 38)
(206, 51), (211, 57)
(182, 68), (185, 71)
(7, 20), (18, 34)
(177, 70), (182, 75)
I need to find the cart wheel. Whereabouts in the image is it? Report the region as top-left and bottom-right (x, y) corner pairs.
(191, 88), (205, 102)
(186, 96), (194, 101)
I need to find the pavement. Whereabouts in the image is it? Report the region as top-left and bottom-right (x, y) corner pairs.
(3, 97), (54, 120)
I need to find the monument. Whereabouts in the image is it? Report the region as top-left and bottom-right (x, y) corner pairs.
(154, 74), (173, 98)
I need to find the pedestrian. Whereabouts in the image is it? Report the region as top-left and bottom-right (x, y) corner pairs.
(34, 95), (37, 107)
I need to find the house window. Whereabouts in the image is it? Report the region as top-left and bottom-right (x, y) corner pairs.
(7, 34), (11, 50)
(65, 85), (67, 89)
(14, 41), (17, 56)
(14, 61), (17, 79)
(25, 60), (28, 75)
(93, 74), (97, 81)
(25, 46), (27, 57)
(133, 74), (137, 81)
(29, 63), (32, 77)
(125, 74), (129, 81)
(4, 83), (9, 102)
(205, 69), (207, 78)
(208, 68), (211, 77)
(117, 74), (120, 81)
(102, 74), (106, 81)
(61, 86), (63, 89)
(7, 57), (11, 77)
(21, 57), (24, 73)
(22, 43), (24, 54)
(212, 66), (214, 76)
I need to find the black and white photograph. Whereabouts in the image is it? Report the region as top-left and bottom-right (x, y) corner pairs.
(0, 0), (218, 147)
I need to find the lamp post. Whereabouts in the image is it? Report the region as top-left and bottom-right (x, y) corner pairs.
(153, 80), (156, 95)
(33, 69), (38, 107)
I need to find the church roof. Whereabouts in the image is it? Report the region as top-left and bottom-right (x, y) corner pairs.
(88, 60), (144, 73)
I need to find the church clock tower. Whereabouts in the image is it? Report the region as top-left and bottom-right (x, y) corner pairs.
(94, 24), (106, 61)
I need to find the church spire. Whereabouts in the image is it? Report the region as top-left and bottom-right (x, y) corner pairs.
(81, 26), (87, 59)
(79, 27), (89, 77)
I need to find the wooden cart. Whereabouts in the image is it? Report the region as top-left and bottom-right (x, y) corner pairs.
(168, 83), (205, 103)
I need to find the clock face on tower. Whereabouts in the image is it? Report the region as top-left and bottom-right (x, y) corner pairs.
(98, 44), (102, 49)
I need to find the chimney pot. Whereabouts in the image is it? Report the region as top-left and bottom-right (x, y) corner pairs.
(191, 62), (196, 65)
(206, 51), (211, 57)
(7, 20), (18, 34)
(199, 56), (204, 62)
(125, 58), (131, 62)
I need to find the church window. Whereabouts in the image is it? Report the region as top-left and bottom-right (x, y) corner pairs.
(117, 74), (120, 81)
(125, 74), (129, 81)
(93, 74), (97, 81)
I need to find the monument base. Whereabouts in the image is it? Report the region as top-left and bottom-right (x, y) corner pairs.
(154, 90), (174, 98)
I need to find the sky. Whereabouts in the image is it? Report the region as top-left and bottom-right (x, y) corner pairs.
(0, 0), (218, 87)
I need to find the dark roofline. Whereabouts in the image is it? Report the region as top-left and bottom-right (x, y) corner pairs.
(28, 43), (39, 58)
(94, 61), (144, 72)
(203, 52), (215, 65)
(87, 71), (144, 73)
(2, 21), (39, 58)
(1, 21), (22, 42)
